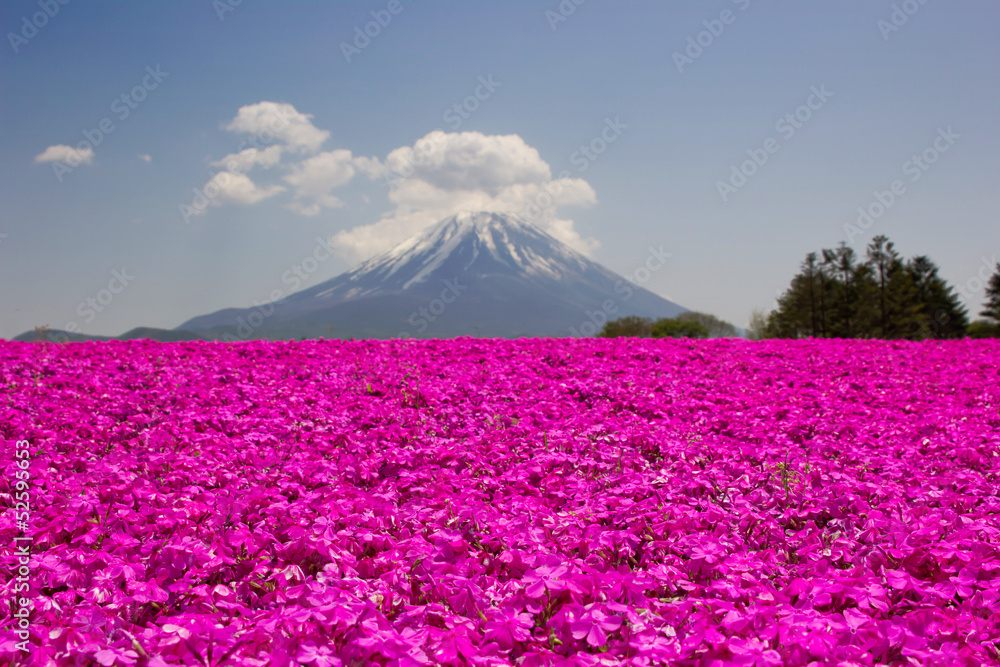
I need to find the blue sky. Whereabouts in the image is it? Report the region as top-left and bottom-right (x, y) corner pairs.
(2, 0), (998, 338)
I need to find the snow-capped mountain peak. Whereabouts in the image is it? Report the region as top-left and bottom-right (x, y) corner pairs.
(312, 211), (592, 299)
(178, 210), (685, 338)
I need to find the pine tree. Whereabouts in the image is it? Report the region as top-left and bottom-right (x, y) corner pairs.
(802, 253), (822, 336)
(825, 243), (877, 337)
(980, 262), (1000, 324)
(768, 272), (815, 338)
(766, 246), (873, 338)
(866, 236), (921, 338)
(867, 236), (893, 336)
(907, 256), (968, 339)
(764, 237), (968, 340)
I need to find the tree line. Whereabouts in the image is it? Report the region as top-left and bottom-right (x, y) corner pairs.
(597, 235), (1000, 340)
(750, 235), (1000, 339)
(598, 312), (738, 339)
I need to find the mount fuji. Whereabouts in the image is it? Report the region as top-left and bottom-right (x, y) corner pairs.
(177, 211), (686, 339)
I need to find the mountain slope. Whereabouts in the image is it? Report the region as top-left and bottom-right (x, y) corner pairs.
(11, 327), (203, 343)
(11, 329), (113, 343)
(178, 211), (686, 339)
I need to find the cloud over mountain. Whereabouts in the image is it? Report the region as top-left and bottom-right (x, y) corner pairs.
(189, 103), (598, 259)
(338, 131), (598, 260)
(282, 149), (356, 215)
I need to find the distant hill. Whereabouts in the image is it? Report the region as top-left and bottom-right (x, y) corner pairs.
(11, 327), (202, 343)
(117, 327), (203, 342)
(12, 329), (112, 343)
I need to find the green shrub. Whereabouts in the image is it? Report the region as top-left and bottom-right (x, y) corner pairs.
(651, 317), (709, 339)
(598, 316), (653, 338)
(967, 319), (999, 339)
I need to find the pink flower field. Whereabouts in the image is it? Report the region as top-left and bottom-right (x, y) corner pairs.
(2, 338), (999, 667)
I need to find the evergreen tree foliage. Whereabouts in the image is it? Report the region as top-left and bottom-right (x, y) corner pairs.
(967, 320), (999, 338)
(980, 262), (1000, 325)
(597, 316), (653, 338)
(651, 317), (709, 339)
(762, 236), (968, 340)
(906, 256), (968, 339)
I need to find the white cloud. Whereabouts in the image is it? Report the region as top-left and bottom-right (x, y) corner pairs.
(385, 132), (552, 195)
(193, 102), (340, 217)
(193, 107), (598, 251)
(139, 154), (152, 163)
(285, 201), (333, 216)
(34, 145), (94, 166)
(205, 172), (285, 207)
(282, 149), (355, 215)
(224, 101), (329, 154)
(335, 131), (598, 259)
(195, 102), (355, 217)
(210, 145), (282, 172)
(353, 155), (385, 179)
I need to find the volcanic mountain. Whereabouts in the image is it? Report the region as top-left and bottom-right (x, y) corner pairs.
(177, 211), (686, 339)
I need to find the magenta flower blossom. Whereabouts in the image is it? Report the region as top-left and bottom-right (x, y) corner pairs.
(126, 578), (169, 603)
(0, 337), (998, 666)
(432, 627), (481, 664)
(523, 560), (571, 598)
(570, 604), (623, 647)
(94, 647), (140, 666)
(484, 607), (534, 650)
(297, 641), (341, 667)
